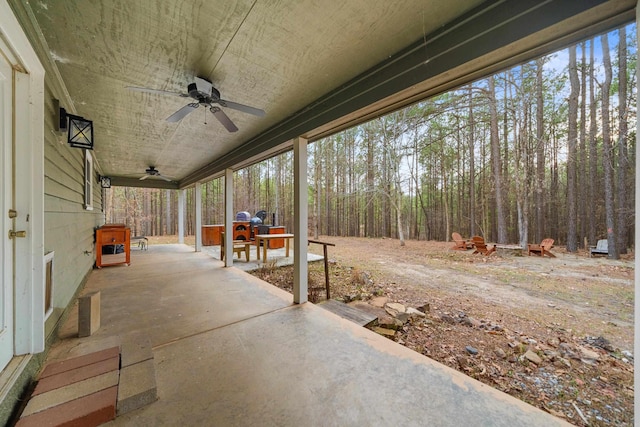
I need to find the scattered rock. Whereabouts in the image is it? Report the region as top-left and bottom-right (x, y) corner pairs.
(376, 315), (403, 330)
(584, 336), (615, 352)
(559, 343), (576, 359)
(406, 307), (426, 317)
(373, 327), (396, 337)
(440, 314), (457, 324)
(416, 303), (430, 313)
(384, 302), (406, 316)
(466, 345), (479, 355)
(462, 316), (481, 328)
(577, 345), (601, 363)
(547, 338), (560, 348)
(524, 350), (542, 365)
(370, 296), (388, 308)
(495, 348), (507, 359)
(554, 357), (571, 369)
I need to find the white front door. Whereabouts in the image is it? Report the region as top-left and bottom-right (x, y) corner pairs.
(0, 36), (15, 370)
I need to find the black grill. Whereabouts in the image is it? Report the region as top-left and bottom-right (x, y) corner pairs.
(257, 225), (271, 235)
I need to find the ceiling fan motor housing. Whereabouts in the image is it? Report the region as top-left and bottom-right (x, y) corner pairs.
(188, 82), (221, 104)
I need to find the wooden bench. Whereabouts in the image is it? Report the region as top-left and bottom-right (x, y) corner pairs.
(220, 232), (251, 262)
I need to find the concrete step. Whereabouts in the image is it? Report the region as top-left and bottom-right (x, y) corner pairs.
(17, 337), (158, 426)
(117, 334), (158, 415)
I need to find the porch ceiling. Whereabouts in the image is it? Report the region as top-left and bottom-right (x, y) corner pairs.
(10, 0), (636, 189)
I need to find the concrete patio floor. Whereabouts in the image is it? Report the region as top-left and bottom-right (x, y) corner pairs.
(44, 244), (568, 426)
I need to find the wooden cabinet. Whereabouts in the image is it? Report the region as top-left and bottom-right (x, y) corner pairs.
(95, 224), (130, 268)
(202, 225), (224, 246)
(255, 226), (286, 248)
(266, 226), (285, 248)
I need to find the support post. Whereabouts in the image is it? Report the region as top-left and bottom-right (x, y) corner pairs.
(194, 182), (202, 252)
(634, 4), (639, 419)
(178, 189), (185, 244)
(224, 169), (234, 266)
(293, 137), (308, 304)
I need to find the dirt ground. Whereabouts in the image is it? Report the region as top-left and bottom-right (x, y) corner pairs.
(250, 236), (634, 427)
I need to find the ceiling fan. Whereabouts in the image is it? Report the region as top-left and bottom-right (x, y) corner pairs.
(139, 166), (173, 182)
(126, 77), (265, 132)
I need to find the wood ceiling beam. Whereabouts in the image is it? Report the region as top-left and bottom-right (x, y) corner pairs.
(109, 176), (179, 190)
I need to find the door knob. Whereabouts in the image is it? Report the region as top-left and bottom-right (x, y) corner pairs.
(9, 230), (26, 239)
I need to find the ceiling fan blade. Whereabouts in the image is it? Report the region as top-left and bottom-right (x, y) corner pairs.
(158, 174), (173, 182)
(166, 103), (199, 122)
(210, 107), (238, 132)
(139, 175), (150, 181)
(194, 77), (213, 95)
(217, 99), (265, 117)
(126, 86), (188, 97)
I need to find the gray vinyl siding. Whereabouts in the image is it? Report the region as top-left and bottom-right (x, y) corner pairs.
(42, 84), (104, 338)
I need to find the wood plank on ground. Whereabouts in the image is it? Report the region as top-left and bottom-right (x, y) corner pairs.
(318, 299), (377, 327)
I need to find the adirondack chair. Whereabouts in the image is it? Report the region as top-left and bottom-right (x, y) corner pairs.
(451, 232), (473, 250)
(527, 238), (555, 257)
(471, 236), (495, 255)
(589, 239), (608, 257)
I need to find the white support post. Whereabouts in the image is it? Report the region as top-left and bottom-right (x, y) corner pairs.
(634, 4), (639, 419)
(178, 189), (185, 244)
(293, 137), (308, 304)
(195, 182), (202, 252)
(224, 168), (234, 266)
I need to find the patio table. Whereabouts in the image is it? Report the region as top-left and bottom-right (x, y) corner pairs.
(255, 233), (294, 263)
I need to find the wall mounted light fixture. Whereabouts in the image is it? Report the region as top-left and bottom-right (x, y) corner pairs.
(100, 176), (111, 188)
(55, 100), (94, 150)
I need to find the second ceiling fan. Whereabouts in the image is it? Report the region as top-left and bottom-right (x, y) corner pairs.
(127, 77), (265, 132)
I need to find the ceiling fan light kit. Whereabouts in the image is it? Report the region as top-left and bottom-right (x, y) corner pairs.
(127, 77), (265, 132)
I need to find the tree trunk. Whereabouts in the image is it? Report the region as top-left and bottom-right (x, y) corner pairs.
(468, 85), (476, 236)
(165, 190), (171, 235)
(616, 27), (628, 254)
(366, 125), (375, 237)
(578, 42), (587, 247)
(601, 34), (619, 259)
(535, 58), (545, 242)
(588, 39), (598, 246)
(566, 45), (579, 252)
(488, 76), (507, 243)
